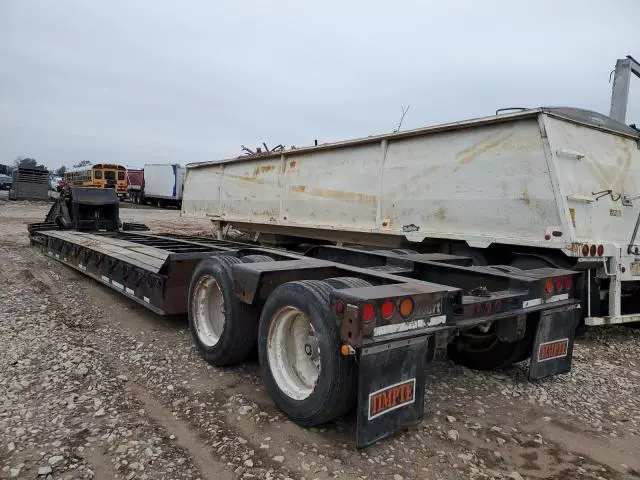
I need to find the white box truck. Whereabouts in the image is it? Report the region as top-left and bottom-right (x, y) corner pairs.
(141, 163), (184, 208)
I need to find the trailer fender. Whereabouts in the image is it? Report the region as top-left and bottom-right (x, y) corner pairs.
(356, 335), (430, 448)
(510, 252), (571, 269)
(528, 304), (581, 380)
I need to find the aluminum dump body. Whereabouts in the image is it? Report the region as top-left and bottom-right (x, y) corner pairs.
(183, 108), (640, 253)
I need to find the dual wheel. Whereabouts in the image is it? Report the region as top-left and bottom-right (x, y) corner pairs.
(446, 247), (546, 370)
(188, 255), (366, 426)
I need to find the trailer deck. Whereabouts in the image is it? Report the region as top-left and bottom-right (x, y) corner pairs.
(30, 226), (582, 447)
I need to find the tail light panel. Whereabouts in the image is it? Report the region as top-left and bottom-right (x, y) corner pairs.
(581, 244), (604, 257)
(331, 285), (449, 347)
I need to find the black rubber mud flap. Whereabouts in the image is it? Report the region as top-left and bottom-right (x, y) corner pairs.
(529, 304), (581, 380)
(356, 335), (430, 448)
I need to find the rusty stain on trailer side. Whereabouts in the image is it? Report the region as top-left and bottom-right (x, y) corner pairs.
(225, 174), (267, 185)
(252, 209), (278, 217)
(292, 187), (377, 205)
(456, 133), (514, 165)
(381, 217), (395, 229)
(520, 185), (531, 205)
(254, 164), (276, 176)
(289, 160), (297, 170)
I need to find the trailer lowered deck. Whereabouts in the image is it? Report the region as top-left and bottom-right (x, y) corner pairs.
(31, 222), (582, 447)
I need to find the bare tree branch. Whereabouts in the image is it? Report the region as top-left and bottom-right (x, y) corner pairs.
(241, 145), (255, 155)
(394, 105), (410, 132)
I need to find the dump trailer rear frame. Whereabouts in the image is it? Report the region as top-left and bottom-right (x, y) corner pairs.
(30, 223), (582, 448)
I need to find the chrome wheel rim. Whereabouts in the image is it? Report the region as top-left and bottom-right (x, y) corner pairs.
(267, 306), (321, 401)
(193, 275), (225, 347)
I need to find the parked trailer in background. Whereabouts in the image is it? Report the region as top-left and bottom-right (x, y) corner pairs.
(9, 168), (49, 200)
(183, 107), (640, 327)
(29, 187), (582, 447)
(126, 168), (144, 203)
(131, 163), (184, 208)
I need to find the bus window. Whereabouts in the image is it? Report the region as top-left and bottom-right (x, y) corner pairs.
(94, 170), (103, 180)
(118, 171), (125, 181)
(104, 171), (116, 181)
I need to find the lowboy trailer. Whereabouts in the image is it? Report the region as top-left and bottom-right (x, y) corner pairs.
(30, 188), (582, 447)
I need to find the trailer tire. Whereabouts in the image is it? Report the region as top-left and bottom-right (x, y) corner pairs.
(258, 280), (357, 426)
(450, 245), (487, 265)
(391, 249), (418, 255)
(324, 277), (372, 289)
(241, 255), (274, 263)
(447, 316), (538, 370)
(188, 255), (259, 366)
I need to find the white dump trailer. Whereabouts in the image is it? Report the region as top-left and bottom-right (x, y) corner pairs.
(183, 107), (640, 326)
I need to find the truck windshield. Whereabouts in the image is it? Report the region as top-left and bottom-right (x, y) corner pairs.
(118, 171), (125, 181)
(104, 171), (116, 181)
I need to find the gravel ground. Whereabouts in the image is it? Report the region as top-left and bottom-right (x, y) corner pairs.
(1, 199), (640, 480)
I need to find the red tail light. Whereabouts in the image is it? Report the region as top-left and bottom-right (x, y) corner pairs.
(484, 302), (492, 314)
(555, 278), (564, 292)
(380, 300), (395, 320)
(564, 276), (572, 289)
(597, 245), (604, 256)
(590, 245), (597, 257)
(582, 244), (589, 256)
(494, 299), (502, 311)
(362, 303), (375, 322)
(474, 304), (482, 315)
(335, 301), (345, 314)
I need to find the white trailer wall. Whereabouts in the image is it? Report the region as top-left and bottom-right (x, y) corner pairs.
(144, 164), (182, 200)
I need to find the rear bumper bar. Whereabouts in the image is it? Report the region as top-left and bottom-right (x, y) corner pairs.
(585, 314), (640, 326)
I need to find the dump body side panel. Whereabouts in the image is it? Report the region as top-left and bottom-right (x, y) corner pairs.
(379, 119), (560, 242)
(183, 116), (561, 248)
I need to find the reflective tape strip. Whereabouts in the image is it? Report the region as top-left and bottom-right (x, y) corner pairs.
(427, 315), (446, 327)
(373, 319), (427, 337)
(125, 287), (134, 295)
(548, 293), (569, 303)
(111, 280), (124, 290)
(143, 296), (150, 303)
(523, 293), (569, 309)
(101, 275), (109, 282)
(523, 298), (542, 308)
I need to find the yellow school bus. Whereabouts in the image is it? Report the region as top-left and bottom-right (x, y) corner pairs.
(63, 164), (127, 197)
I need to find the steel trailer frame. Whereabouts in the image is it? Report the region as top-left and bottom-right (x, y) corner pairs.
(30, 228), (582, 447)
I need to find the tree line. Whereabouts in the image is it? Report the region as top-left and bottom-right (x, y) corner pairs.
(0, 157), (94, 177)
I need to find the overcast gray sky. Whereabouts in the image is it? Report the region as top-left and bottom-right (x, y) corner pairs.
(1, 0), (639, 170)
